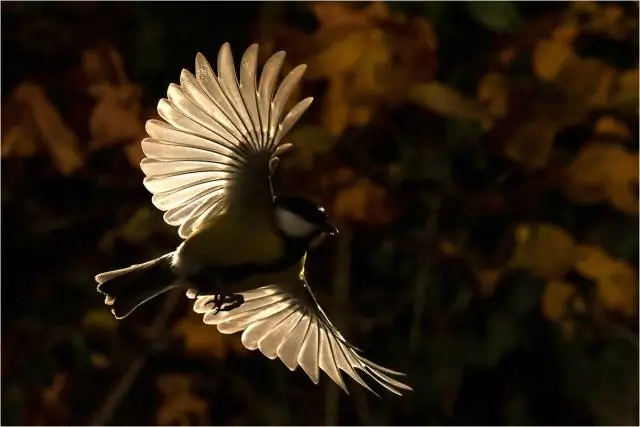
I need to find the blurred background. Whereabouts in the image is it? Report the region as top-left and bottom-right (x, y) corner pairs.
(1, 1), (638, 425)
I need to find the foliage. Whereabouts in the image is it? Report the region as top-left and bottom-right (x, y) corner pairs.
(2, 1), (638, 425)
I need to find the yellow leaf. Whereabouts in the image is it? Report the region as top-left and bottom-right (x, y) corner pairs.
(1, 122), (40, 158)
(551, 22), (580, 43)
(88, 83), (145, 150)
(157, 374), (209, 426)
(570, 0), (598, 14)
(408, 81), (491, 123)
(307, 29), (370, 79)
(606, 183), (639, 216)
(613, 69), (639, 109)
(333, 178), (395, 225)
(174, 311), (245, 359)
(82, 309), (117, 331)
(438, 240), (459, 257)
(286, 126), (336, 170)
(557, 57), (617, 108)
(14, 83), (83, 175)
(575, 245), (637, 316)
(310, 1), (389, 29)
(348, 28), (392, 99)
(504, 120), (559, 170)
(564, 142), (638, 214)
(542, 280), (585, 339)
(593, 115), (631, 140)
(532, 38), (576, 81)
(477, 73), (509, 121)
(124, 141), (145, 168)
(542, 280), (578, 322)
(321, 77), (351, 136)
(584, 3), (634, 40)
(510, 223), (577, 280)
(478, 269), (501, 297)
(42, 373), (67, 407)
(321, 167), (357, 193)
(90, 352), (110, 369)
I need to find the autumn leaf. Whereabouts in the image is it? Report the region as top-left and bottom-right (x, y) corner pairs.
(333, 178), (396, 225)
(285, 126), (336, 170)
(563, 142), (638, 214)
(509, 223), (577, 280)
(14, 83), (83, 175)
(1, 121), (40, 158)
(580, 2), (637, 40)
(157, 374), (209, 426)
(321, 76), (351, 137)
(612, 69), (639, 110)
(465, 1), (522, 33)
(408, 81), (491, 124)
(88, 83), (145, 150)
(575, 245), (637, 317)
(84, 45), (146, 153)
(477, 73), (509, 123)
(301, 1), (437, 135)
(504, 119), (560, 170)
(557, 57), (618, 110)
(532, 37), (577, 82)
(82, 309), (118, 332)
(593, 115), (632, 140)
(542, 280), (586, 338)
(99, 207), (163, 252)
(310, 1), (389, 29)
(478, 269), (501, 297)
(173, 311), (245, 359)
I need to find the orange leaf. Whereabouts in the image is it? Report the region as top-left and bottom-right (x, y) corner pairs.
(174, 311), (246, 359)
(575, 245), (637, 316)
(157, 374), (209, 426)
(333, 178), (395, 225)
(14, 83), (83, 175)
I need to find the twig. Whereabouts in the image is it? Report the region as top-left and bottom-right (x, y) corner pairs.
(90, 290), (182, 426)
(409, 197), (441, 357)
(325, 224), (353, 426)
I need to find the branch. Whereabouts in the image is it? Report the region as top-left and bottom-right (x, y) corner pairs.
(325, 224), (353, 426)
(89, 290), (181, 426)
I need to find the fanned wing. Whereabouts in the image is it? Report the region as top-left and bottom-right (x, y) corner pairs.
(140, 43), (313, 238)
(190, 266), (412, 396)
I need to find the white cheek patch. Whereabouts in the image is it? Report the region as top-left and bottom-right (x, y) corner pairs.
(275, 209), (318, 238)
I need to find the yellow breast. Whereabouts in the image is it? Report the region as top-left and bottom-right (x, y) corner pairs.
(177, 210), (284, 270)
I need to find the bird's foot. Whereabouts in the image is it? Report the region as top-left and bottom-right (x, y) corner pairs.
(208, 293), (245, 314)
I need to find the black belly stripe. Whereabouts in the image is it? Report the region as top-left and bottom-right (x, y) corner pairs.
(187, 239), (306, 290)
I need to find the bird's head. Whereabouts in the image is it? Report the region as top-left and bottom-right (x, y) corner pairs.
(273, 196), (339, 242)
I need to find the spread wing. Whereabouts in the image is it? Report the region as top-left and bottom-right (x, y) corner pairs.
(190, 262), (412, 396)
(140, 43), (313, 238)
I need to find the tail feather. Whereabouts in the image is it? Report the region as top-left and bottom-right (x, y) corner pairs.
(96, 252), (177, 319)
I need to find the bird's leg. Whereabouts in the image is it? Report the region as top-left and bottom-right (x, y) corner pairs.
(185, 267), (245, 313)
(207, 293), (244, 314)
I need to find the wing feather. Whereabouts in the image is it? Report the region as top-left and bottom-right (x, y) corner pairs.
(192, 276), (412, 395)
(140, 43), (313, 238)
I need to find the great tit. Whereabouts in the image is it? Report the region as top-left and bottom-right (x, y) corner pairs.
(96, 43), (411, 395)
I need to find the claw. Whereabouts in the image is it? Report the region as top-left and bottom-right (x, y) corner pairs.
(206, 293), (244, 314)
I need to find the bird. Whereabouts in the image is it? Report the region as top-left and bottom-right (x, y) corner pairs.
(95, 42), (412, 396)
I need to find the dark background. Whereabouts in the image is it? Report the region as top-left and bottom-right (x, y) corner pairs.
(2, 1), (638, 425)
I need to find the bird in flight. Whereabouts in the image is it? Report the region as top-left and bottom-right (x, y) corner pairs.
(96, 43), (411, 396)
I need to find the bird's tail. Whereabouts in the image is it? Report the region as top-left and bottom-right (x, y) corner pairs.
(95, 252), (178, 319)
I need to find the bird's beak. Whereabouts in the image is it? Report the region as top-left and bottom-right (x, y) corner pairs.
(324, 222), (339, 236)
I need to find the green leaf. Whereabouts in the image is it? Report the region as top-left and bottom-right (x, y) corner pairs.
(465, 1), (522, 33)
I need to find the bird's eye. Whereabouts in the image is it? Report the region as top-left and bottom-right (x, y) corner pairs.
(318, 206), (325, 213)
